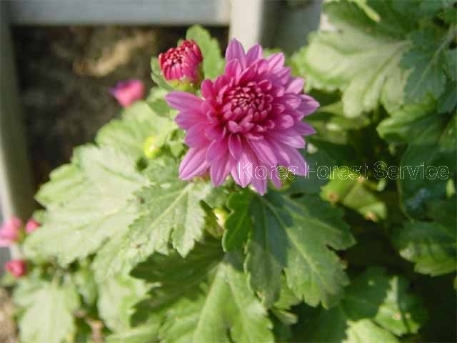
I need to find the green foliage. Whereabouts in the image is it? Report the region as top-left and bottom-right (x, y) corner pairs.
(10, 18), (456, 343)
(394, 198), (457, 276)
(131, 240), (273, 343)
(296, 268), (427, 342)
(243, 192), (355, 308)
(14, 277), (80, 343)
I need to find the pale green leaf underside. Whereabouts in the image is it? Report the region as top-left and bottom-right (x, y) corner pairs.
(96, 100), (176, 157)
(293, 1), (411, 117)
(24, 146), (146, 267)
(18, 281), (79, 343)
(92, 159), (213, 280)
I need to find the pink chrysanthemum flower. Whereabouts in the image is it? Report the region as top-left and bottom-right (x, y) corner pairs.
(110, 79), (145, 107)
(159, 40), (203, 83)
(5, 259), (27, 278)
(25, 219), (40, 234)
(166, 39), (318, 194)
(0, 217), (23, 247)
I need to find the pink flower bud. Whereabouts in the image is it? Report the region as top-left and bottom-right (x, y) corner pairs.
(25, 219), (40, 234)
(159, 40), (203, 84)
(110, 79), (145, 107)
(5, 259), (27, 278)
(0, 217), (23, 247)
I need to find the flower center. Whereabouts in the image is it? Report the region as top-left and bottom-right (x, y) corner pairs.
(222, 81), (274, 136)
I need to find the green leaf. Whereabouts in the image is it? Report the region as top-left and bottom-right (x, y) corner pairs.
(293, 1), (411, 117)
(376, 99), (436, 143)
(97, 270), (148, 332)
(15, 279), (80, 343)
(394, 198), (457, 276)
(400, 28), (453, 103)
(297, 268), (427, 342)
(131, 240), (274, 343)
(399, 114), (456, 217)
(91, 158), (214, 280)
(96, 100), (176, 157)
(134, 160), (213, 256)
(186, 25), (224, 79)
(24, 145), (146, 270)
(222, 189), (254, 251)
(106, 319), (160, 343)
(72, 262), (98, 306)
(244, 192), (355, 308)
(438, 81), (457, 113)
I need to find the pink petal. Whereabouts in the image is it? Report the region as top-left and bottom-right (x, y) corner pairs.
(245, 44), (263, 66)
(210, 154), (231, 186)
(286, 78), (305, 93)
(267, 53), (285, 72)
(284, 147), (308, 176)
(228, 134), (242, 160)
(269, 131), (305, 148)
(295, 121), (316, 136)
(232, 147), (256, 187)
(201, 80), (214, 98)
(207, 138), (228, 162)
(251, 174), (268, 195)
(175, 110), (205, 129)
(166, 91), (202, 111)
(299, 95), (320, 116)
(226, 39), (246, 68)
(185, 123), (211, 147)
(248, 140), (277, 166)
(179, 148), (210, 180)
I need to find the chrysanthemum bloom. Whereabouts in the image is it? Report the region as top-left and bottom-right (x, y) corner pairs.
(25, 219), (40, 234)
(5, 259), (27, 278)
(166, 39), (318, 194)
(159, 40), (203, 84)
(110, 79), (145, 107)
(0, 217), (23, 247)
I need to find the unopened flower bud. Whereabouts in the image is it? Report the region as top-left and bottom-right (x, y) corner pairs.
(0, 217), (23, 247)
(213, 208), (228, 228)
(159, 40), (203, 86)
(5, 259), (27, 278)
(25, 219), (40, 234)
(110, 79), (145, 107)
(143, 136), (161, 159)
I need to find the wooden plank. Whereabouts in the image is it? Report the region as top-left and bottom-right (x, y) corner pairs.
(6, 0), (230, 25)
(0, 3), (35, 266)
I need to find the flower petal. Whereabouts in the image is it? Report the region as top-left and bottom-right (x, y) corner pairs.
(179, 148), (210, 180)
(245, 44), (263, 66)
(166, 91), (202, 111)
(226, 39), (246, 68)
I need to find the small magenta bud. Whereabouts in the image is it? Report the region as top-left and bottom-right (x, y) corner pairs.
(110, 79), (145, 107)
(5, 259), (27, 278)
(25, 219), (40, 234)
(0, 217), (23, 247)
(158, 40), (203, 86)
